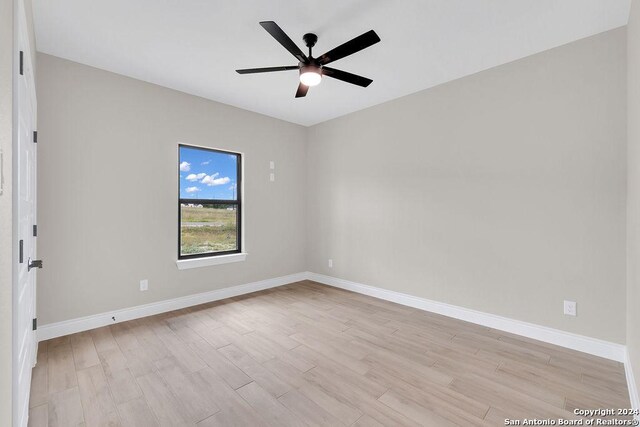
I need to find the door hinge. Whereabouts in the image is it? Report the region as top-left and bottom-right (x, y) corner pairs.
(19, 240), (23, 263)
(33, 225), (37, 237)
(33, 131), (37, 143)
(19, 51), (24, 75)
(32, 318), (37, 331)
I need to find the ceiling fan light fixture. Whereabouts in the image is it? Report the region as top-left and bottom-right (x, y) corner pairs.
(299, 65), (322, 87)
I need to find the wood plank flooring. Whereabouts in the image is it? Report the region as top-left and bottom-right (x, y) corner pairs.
(28, 280), (631, 426)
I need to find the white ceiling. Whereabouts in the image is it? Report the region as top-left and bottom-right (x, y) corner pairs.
(33, 0), (631, 126)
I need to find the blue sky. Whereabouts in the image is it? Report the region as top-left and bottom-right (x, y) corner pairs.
(179, 146), (238, 200)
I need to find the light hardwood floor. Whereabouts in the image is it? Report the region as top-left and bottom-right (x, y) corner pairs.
(29, 280), (631, 426)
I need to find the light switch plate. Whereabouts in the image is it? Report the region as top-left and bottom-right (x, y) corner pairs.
(140, 279), (148, 291)
(270, 173), (275, 182)
(270, 161), (275, 170)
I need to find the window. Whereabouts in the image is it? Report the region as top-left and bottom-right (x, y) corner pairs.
(178, 144), (241, 259)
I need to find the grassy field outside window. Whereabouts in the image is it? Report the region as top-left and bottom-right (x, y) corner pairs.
(180, 205), (237, 255)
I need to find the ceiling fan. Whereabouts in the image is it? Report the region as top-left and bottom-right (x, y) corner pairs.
(236, 21), (381, 98)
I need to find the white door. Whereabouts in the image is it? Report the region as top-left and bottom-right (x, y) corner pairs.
(13, 0), (38, 425)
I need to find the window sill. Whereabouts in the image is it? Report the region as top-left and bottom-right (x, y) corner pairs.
(176, 253), (247, 270)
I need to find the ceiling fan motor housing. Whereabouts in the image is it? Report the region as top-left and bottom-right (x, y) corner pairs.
(300, 64), (321, 74)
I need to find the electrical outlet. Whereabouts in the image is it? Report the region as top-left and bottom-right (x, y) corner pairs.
(140, 279), (148, 292)
(328, 259), (333, 268)
(270, 173), (275, 182)
(563, 300), (576, 316)
(270, 161), (275, 170)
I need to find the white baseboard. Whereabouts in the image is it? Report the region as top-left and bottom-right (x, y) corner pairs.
(37, 272), (308, 341)
(307, 272), (627, 363)
(625, 349), (640, 419)
(39, 269), (629, 363)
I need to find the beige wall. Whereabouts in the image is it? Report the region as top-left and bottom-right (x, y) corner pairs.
(36, 53), (307, 325)
(0, 0), (14, 422)
(627, 0), (640, 404)
(307, 28), (627, 343)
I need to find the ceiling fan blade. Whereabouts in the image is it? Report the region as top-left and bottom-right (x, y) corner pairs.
(321, 67), (373, 87)
(260, 21), (308, 63)
(295, 82), (309, 98)
(317, 30), (380, 65)
(236, 66), (299, 74)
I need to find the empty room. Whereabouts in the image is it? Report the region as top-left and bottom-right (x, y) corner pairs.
(2, 0), (640, 426)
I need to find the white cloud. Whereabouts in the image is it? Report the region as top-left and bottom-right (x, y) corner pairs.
(185, 186), (200, 193)
(179, 161), (191, 172)
(201, 174), (231, 186)
(185, 173), (206, 182)
(201, 160), (211, 165)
